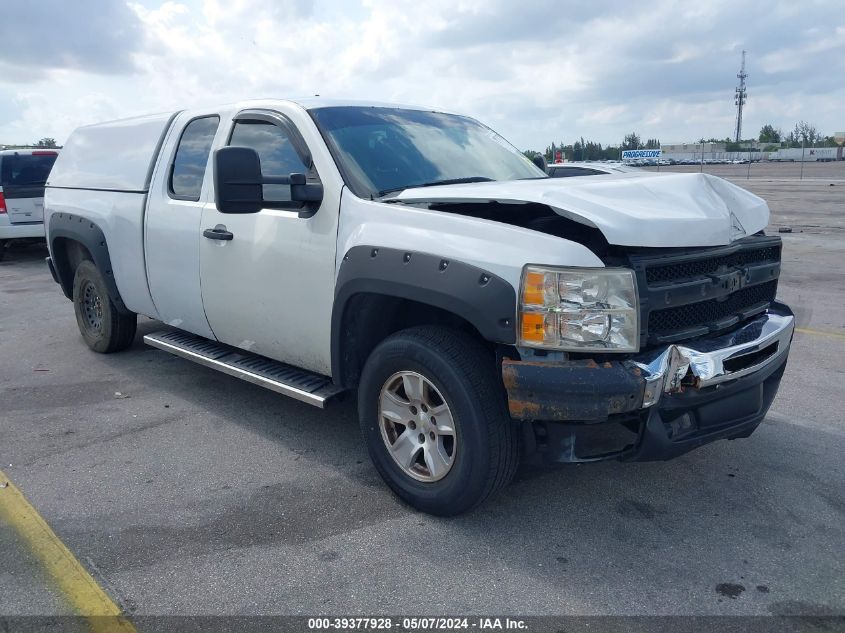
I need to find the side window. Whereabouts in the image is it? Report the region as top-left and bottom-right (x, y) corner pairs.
(229, 120), (309, 203)
(170, 116), (220, 200)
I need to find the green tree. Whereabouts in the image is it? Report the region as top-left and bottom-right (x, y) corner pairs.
(622, 132), (641, 150)
(758, 124), (781, 144)
(788, 121), (819, 147)
(35, 137), (58, 148)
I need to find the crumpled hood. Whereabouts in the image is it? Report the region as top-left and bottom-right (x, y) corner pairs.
(394, 172), (769, 247)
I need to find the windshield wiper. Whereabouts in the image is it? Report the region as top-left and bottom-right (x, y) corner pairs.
(377, 176), (494, 198)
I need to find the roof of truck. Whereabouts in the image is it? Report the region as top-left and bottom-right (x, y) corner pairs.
(47, 99), (469, 192)
(63, 98), (461, 134)
(287, 97), (459, 114)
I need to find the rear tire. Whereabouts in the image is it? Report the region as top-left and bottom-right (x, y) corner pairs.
(72, 260), (137, 353)
(358, 326), (519, 516)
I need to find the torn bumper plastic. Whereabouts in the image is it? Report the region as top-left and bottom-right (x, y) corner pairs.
(502, 302), (794, 462)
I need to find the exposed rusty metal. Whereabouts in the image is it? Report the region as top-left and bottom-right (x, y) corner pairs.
(501, 361), (519, 391)
(508, 399), (541, 419)
(501, 358), (645, 422)
(504, 358), (615, 370)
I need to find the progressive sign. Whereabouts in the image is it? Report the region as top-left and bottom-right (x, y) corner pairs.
(622, 149), (662, 159)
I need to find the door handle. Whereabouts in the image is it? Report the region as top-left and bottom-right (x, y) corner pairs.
(203, 225), (234, 241)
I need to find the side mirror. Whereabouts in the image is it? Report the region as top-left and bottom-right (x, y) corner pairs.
(214, 146), (263, 214)
(288, 172), (324, 204)
(531, 153), (548, 173)
(214, 146), (324, 214)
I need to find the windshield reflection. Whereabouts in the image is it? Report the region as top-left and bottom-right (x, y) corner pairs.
(310, 107), (545, 198)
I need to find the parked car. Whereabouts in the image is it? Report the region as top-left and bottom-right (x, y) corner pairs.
(548, 162), (639, 177)
(44, 99), (794, 515)
(0, 149), (59, 259)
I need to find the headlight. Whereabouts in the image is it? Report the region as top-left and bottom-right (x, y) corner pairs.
(519, 266), (639, 352)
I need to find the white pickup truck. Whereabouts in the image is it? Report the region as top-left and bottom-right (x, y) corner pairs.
(44, 99), (794, 515)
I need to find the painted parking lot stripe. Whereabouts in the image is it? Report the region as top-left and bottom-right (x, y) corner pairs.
(796, 326), (845, 341)
(0, 468), (136, 632)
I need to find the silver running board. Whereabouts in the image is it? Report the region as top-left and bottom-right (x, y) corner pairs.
(144, 330), (343, 408)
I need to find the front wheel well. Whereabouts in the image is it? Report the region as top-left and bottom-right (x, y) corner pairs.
(334, 293), (493, 389)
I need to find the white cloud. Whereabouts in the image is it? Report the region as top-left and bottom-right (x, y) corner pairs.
(0, 0), (843, 149)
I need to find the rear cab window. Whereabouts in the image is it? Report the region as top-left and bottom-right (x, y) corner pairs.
(169, 116), (220, 201)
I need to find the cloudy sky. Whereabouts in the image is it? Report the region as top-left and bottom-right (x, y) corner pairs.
(1, 0), (843, 149)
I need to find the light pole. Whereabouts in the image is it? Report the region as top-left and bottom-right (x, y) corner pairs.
(800, 137), (805, 180)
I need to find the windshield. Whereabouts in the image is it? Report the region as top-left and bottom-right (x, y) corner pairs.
(310, 106), (545, 198)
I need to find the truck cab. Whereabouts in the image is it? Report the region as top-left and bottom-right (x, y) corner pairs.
(44, 99), (794, 515)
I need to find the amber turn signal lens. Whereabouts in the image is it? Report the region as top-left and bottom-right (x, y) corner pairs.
(520, 312), (546, 343)
(522, 270), (547, 306)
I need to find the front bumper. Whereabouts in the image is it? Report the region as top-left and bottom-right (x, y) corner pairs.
(502, 302), (794, 463)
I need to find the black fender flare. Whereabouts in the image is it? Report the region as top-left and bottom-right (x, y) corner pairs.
(48, 212), (129, 313)
(331, 246), (517, 383)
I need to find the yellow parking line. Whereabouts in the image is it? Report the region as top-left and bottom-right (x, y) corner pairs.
(0, 469), (136, 632)
(795, 326), (845, 341)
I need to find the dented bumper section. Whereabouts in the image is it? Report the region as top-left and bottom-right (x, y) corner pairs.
(629, 302), (794, 407)
(502, 303), (794, 463)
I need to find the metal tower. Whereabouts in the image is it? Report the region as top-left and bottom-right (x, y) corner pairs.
(734, 50), (748, 143)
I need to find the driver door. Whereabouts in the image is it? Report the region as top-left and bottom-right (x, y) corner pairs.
(199, 107), (340, 376)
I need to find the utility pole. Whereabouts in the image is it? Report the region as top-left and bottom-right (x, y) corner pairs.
(734, 50), (748, 144)
(800, 137), (805, 180)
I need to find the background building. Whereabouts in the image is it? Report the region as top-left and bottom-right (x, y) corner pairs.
(660, 142), (727, 162)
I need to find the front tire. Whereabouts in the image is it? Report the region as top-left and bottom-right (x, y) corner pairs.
(72, 260), (137, 353)
(358, 326), (519, 516)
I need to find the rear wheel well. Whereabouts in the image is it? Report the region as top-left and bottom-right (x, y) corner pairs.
(52, 237), (93, 299)
(336, 293), (492, 388)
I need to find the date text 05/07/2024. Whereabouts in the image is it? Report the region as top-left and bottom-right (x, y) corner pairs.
(307, 617), (528, 630)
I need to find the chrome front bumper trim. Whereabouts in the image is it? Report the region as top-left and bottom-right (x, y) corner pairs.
(628, 306), (794, 407)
